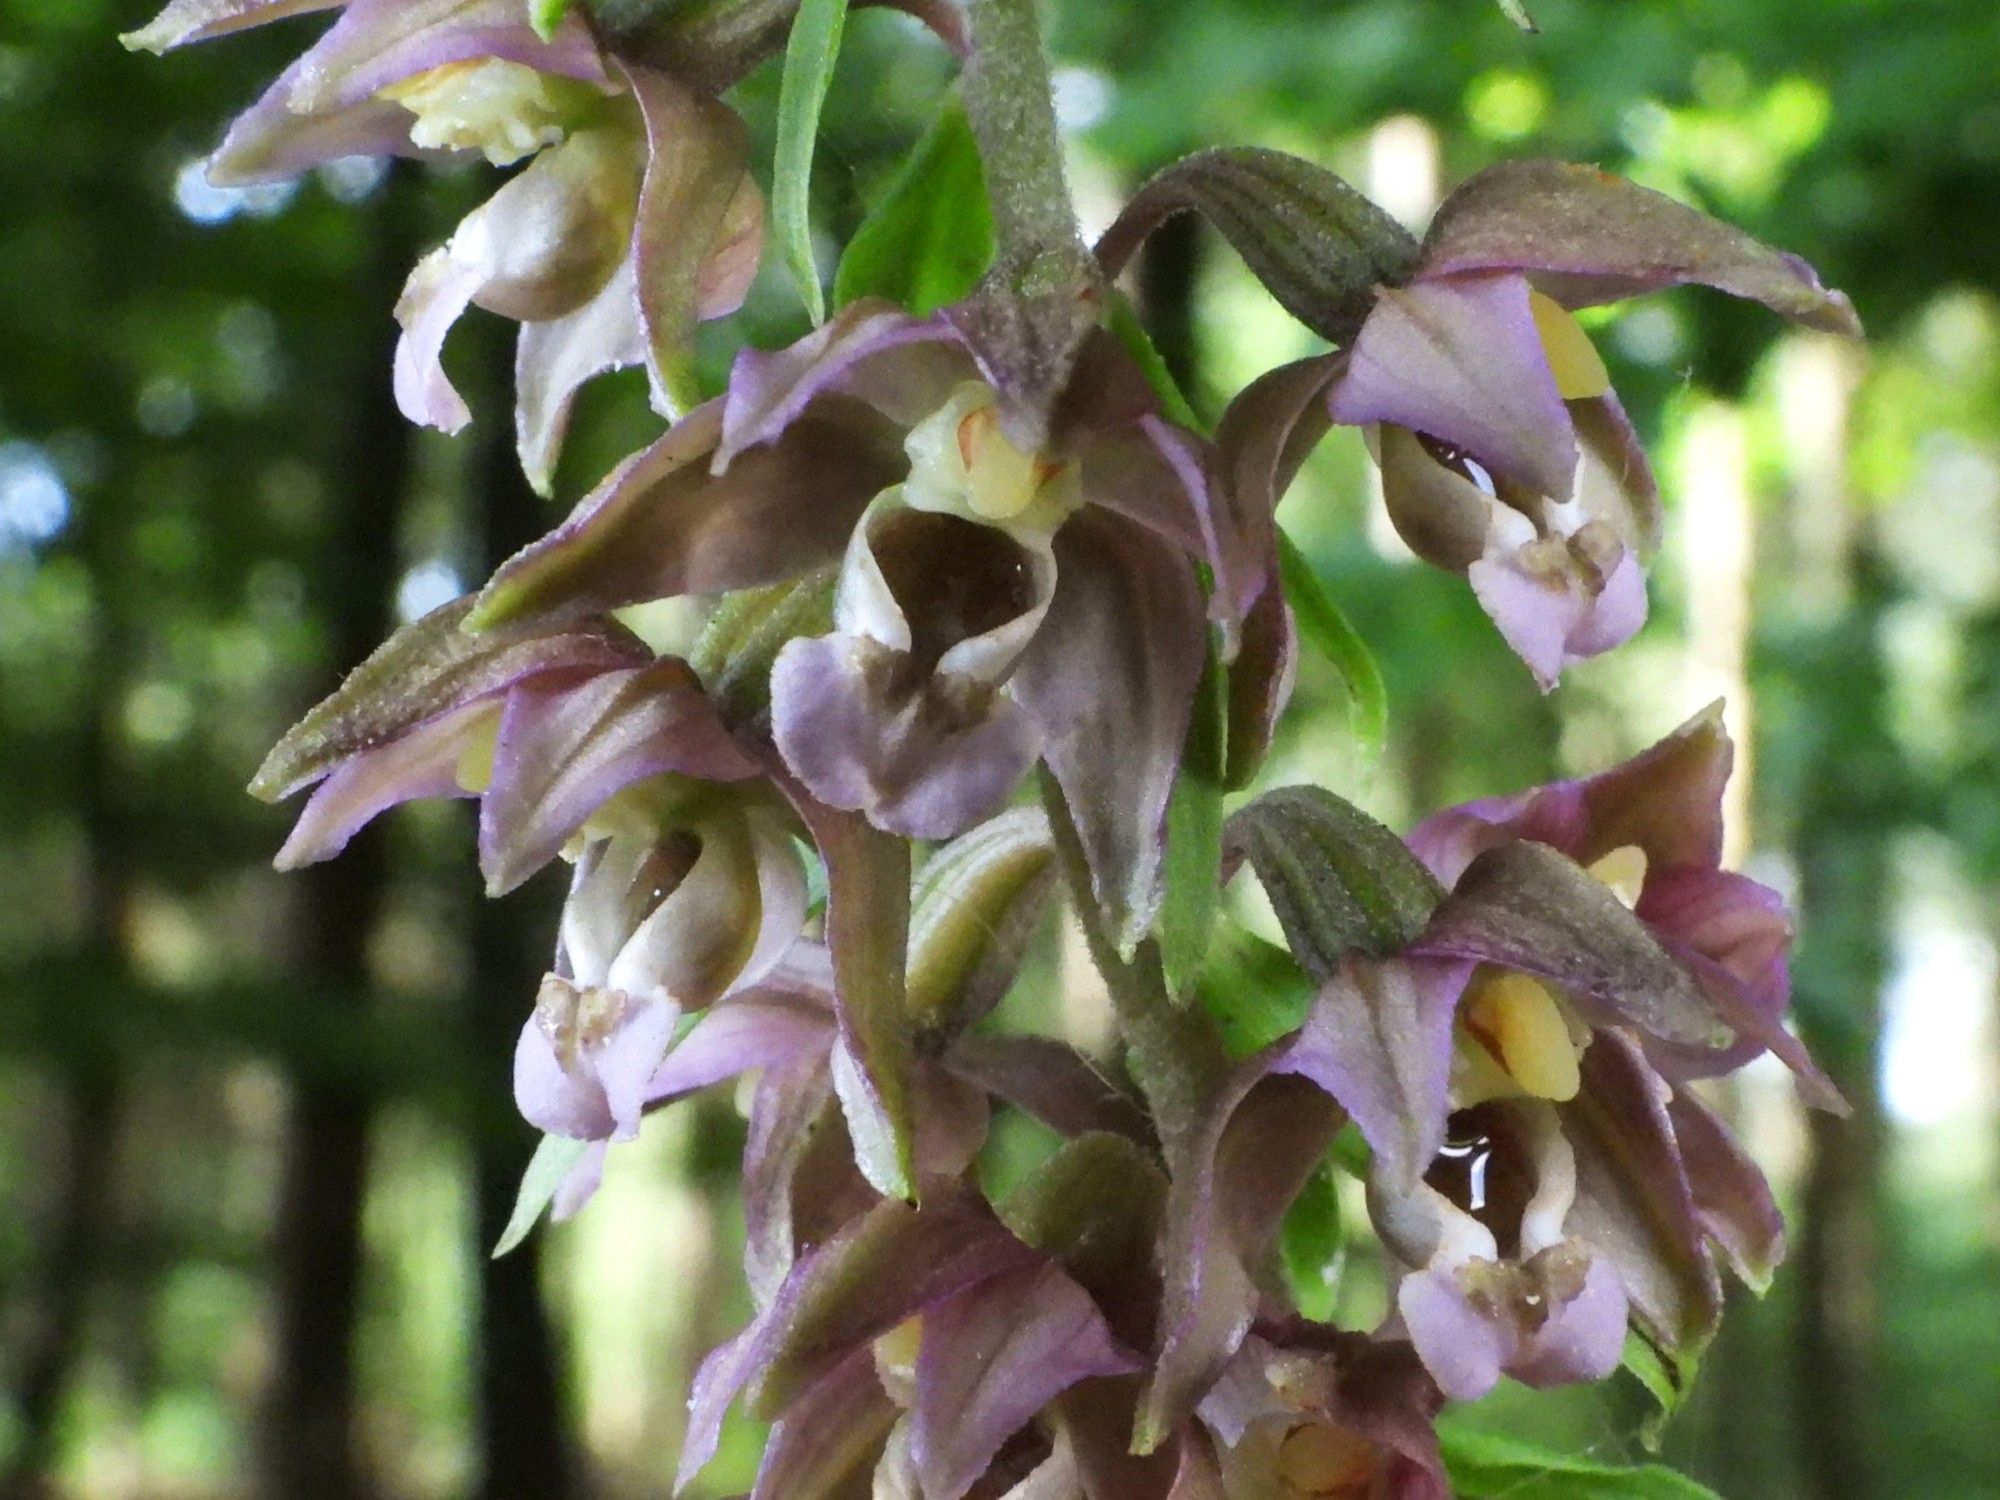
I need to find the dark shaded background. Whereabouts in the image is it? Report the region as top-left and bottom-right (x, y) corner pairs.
(2, 0), (1998, 1495)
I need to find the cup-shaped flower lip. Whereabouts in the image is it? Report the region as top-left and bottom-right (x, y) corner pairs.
(841, 493), (1056, 688)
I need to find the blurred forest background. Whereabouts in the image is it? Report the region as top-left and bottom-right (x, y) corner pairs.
(3, 0), (1999, 1497)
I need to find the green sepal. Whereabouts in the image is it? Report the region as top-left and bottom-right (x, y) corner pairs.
(906, 808), (1057, 1041)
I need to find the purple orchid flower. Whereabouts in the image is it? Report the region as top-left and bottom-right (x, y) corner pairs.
(1205, 712), (1829, 1401)
(249, 594), (821, 1166)
(125, 0), (764, 491)
(470, 301), (1228, 951)
(1209, 161), (1860, 689)
(676, 1189), (1142, 1500)
(1190, 1326), (1450, 1500)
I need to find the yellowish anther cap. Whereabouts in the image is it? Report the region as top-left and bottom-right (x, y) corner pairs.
(1529, 289), (1612, 402)
(1463, 971), (1583, 1102)
(1276, 1423), (1376, 1498)
(378, 58), (587, 167)
(956, 405), (1049, 523)
(1587, 843), (1649, 909)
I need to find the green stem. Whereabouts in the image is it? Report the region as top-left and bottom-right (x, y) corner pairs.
(961, 0), (1091, 287)
(1039, 771), (1228, 1159)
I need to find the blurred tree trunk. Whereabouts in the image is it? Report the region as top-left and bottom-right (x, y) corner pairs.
(1, 400), (140, 1500)
(1787, 557), (1895, 1500)
(461, 325), (582, 1500)
(259, 178), (421, 1500)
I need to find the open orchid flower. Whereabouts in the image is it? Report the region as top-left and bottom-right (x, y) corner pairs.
(1193, 1327), (1449, 1500)
(125, 0), (764, 490)
(1221, 714), (1832, 1400)
(471, 300), (1221, 949)
(513, 800), (808, 1146)
(676, 1190), (1142, 1500)
(1334, 164), (1860, 688)
(1273, 161), (1860, 688)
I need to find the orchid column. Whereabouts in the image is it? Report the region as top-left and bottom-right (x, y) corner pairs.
(132, 0), (1862, 1496)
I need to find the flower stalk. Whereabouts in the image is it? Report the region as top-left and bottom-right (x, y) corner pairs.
(1039, 769), (1228, 1160)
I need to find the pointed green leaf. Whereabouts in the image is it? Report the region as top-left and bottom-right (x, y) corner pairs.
(1440, 1421), (1722, 1499)
(493, 1135), (590, 1258)
(833, 98), (995, 315)
(1623, 1327), (1702, 1450)
(774, 0), (850, 323)
(1106, 290), (1205, 432)
(1277, 529), (1387, 764)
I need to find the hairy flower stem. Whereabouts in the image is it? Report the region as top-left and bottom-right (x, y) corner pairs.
(962, 0), (1095, 294)
(1039, 771), (1229, 1162)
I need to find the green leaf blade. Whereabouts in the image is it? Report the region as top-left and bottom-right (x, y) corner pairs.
(1440, 1421), (1723, 1499)
(774, 0), (851, 324)
(833, 98), (995, 315)
(492, 1134), (590, 1258)
(1277, 528), (1387, 763)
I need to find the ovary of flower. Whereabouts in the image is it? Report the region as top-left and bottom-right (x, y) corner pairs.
(1461, 971), (1584, 1103)
(1528, 290), (1611, 402)
(1586, 843), (1648, 908)
(903, 384), (1079, 533)
(377, 58), (597, 167)
(1276, 1422), (1377, 1498)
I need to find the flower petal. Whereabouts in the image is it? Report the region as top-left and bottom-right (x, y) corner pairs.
(946, 1036), (1153, 1144)
(251, 596), (646, 801)
(1421, 160), (1861, 336)
(474, 400), (903, 628)
(478, 657), (758, 893)
(911, 1260), (1139, 1500)
(123, 0), (340, 54)
(1011, 510), (1207, 956)
(1289, 955), (1472, 1191)
(1407, 702), (1734, 886)
(515, 258), (650, 495)
(676, 1194), (1037, 1488)
(623, 64), (760, 417)
(748, 1350), (899, 1500)
(1467, 525), (1648, 691)
(1557, 1030), (1721, 1356)
(1667, 1085), (1786, 1291)
(717, 299), (972, 469)
(1143, 1062), (1345, 1452)
(789, 794), (919, 1200)
(1414, 841), (1731, 1050)
(275, 698), (494, 868)
(1330, 273), (1578, 500)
